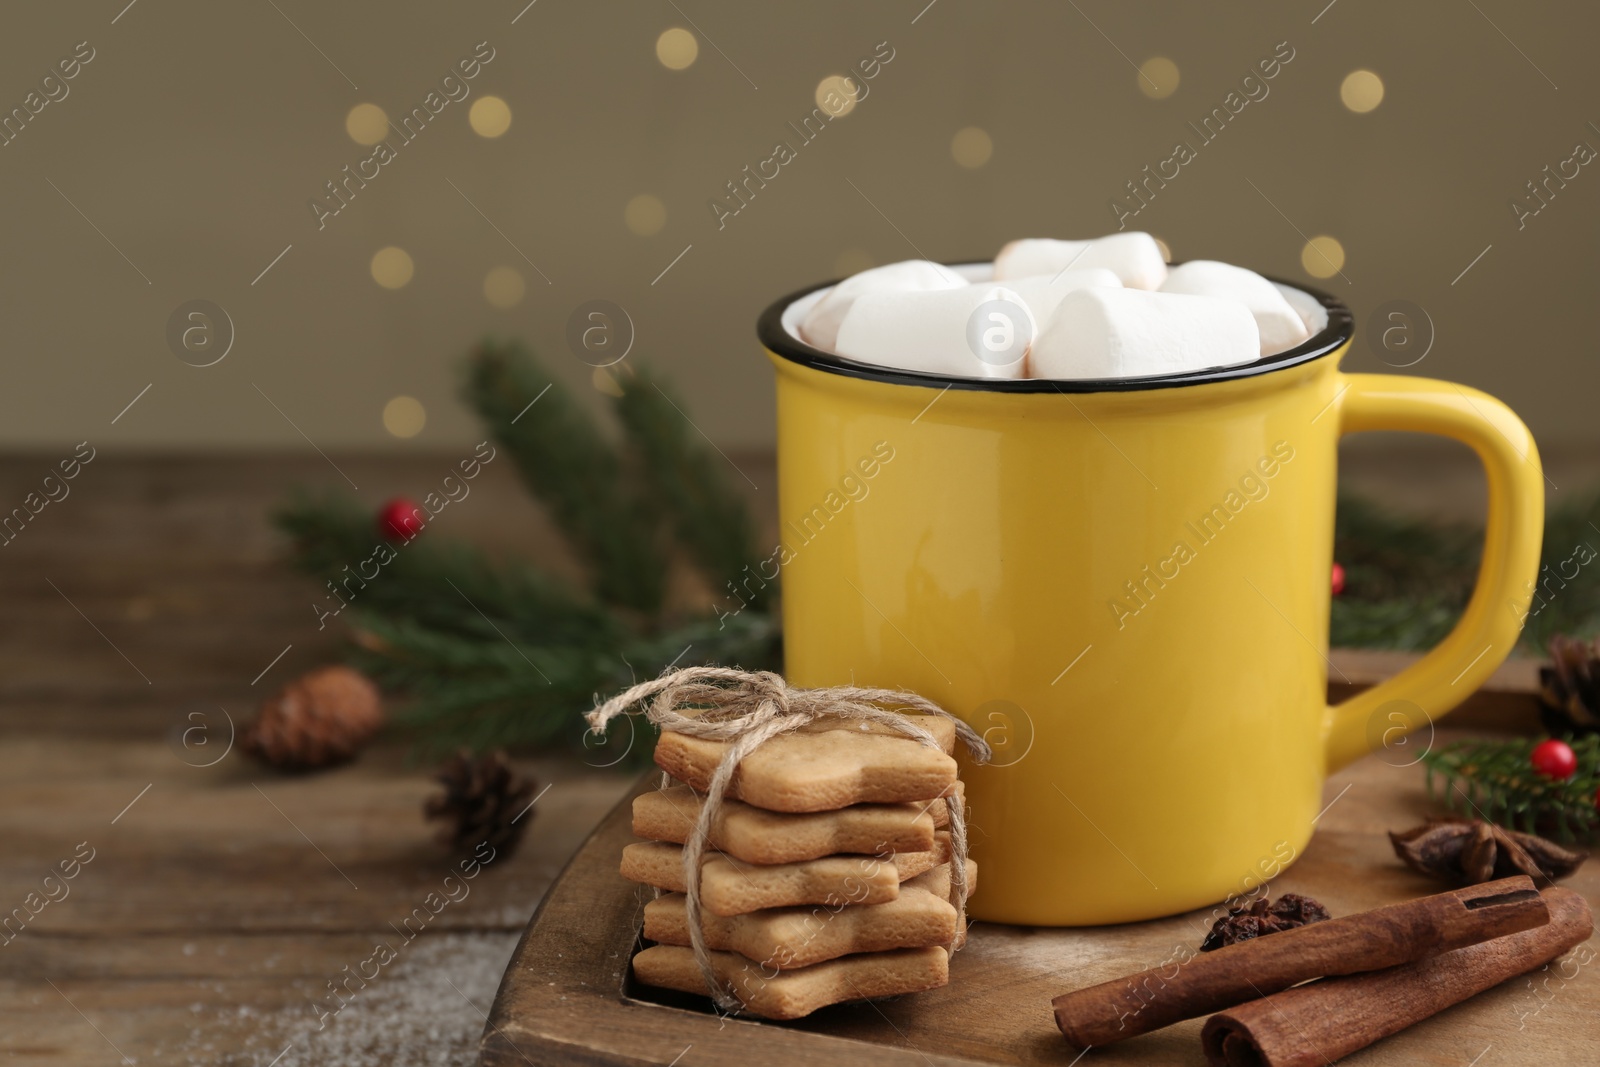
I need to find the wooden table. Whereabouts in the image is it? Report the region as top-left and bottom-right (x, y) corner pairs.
(1, 455), (1593, 1066)
(487, 739), (1600, 1066)
(0, 454), (647, 1066)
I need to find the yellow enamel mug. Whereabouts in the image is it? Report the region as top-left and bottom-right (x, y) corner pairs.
(758, 269), (1544, 926)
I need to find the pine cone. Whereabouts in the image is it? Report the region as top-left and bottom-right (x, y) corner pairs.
(241, 665), (384, 770)
(424, 750), (536, 859)
(1540, 635), (1600, 738)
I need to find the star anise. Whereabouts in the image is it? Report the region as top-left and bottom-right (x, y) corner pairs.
(1389, 818), (1587, 885)
(1199, 893), (1332, 952)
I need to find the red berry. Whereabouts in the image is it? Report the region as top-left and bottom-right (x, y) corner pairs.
(378, 497), (426, 541)
(1530, 739), (1577, 781)
(1331, 562), (1346, 597)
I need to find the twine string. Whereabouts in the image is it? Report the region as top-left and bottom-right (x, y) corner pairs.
(587, 666), (990, 1013)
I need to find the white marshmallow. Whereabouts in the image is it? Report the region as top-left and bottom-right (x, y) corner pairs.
(1275, 282), (1329, 337)
(992, 269), (1122, 327)
(993, 233), (1168, 290)
(835, 285), (1035, 380)
(1030, 288), (1259, 380)
(1159, 261), (1309, 356)
(801, 259), (967, 351)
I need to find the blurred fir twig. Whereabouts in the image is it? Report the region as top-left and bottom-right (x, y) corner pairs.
(277, 336), (1600, 758)
(614, 367), (770, 612)
(1421, 735), (1600, 841)
(275, 341), (779, 760)
(1331, 488), (1600, 652)
(465, 339), (666, 613)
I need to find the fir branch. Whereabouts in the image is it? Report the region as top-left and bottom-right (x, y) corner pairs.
(274, 347), (783, 761)
(1333, 492), (1480, 607)
(1522, 490), (1600, 648)
(350, 614), (605, 751)
(351, 609), (779, 760)
(1420, 735), (1600, 841)
(614, 369), (769, 611)
(463, 339), (666, 613)
(274, 489), (384, 575)
(274, 490), (621, 648)
(1330, 488), (1600, 652)
(1329, 596), (1462, 653)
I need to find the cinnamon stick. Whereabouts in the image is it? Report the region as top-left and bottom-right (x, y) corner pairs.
(1201, 887), (1593, 1067)
(1052, 876), (1547, 1048)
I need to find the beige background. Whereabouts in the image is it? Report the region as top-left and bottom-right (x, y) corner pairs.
(0, 0), (1594, 455)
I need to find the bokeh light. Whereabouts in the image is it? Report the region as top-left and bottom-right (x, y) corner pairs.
(345, 103), (389, 145)
(656, 28), (699, 70)
(816, 75), (861, 117)
(382, 396), (426, 438)
(951, 126), (994, 169)
(1340, 69), (1384, 113)
(1301, 235), (1346, 279)
(370, 246), (414, 289)
(483, 266), (525, 309)
(625, 194), (667, 236)
(469, 96), (512, 138)
(1138, 57), (1180, 99)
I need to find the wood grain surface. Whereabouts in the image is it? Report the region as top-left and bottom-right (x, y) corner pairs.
(0, 453), (670, 1067)
(0, 453), (1592, 1066)
(484, 741), (1600, 1067)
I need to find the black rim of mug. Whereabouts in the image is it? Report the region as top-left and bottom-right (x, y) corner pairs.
(756, 262), (1356, 394)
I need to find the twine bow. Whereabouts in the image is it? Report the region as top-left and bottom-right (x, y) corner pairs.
(586, 666), (990, 1013)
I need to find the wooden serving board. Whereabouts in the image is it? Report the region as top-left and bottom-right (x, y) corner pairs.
(480, 729), (1600, 1066)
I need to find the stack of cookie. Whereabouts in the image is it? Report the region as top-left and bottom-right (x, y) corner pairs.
(627, 714), (975, 1019)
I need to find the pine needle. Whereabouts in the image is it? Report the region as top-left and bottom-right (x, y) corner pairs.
(1332, 488), (1600, 651)
(463, 339), (667, 613)
(614, 368), (769, 611)
(273, 347), (781, 760)
(1420, 735), (1600, 841)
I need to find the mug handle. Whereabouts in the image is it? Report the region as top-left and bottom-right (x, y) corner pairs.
(1323, 373), (1545, 770)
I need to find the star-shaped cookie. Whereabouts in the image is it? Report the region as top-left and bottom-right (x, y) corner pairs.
(653, 713), (959, 812)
